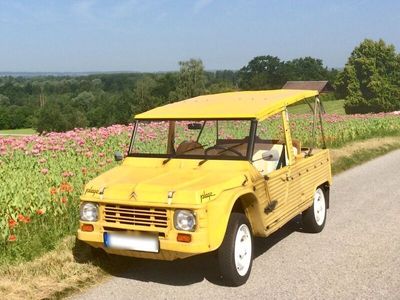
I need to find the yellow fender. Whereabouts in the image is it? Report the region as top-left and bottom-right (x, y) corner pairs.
(205, 187), (264, 251)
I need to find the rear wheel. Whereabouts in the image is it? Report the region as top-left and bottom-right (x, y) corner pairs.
(217, 213), (253, 286)
(302, 187), (327, 233)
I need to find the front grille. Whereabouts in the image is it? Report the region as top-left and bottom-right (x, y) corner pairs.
(103, 205), (168, 229)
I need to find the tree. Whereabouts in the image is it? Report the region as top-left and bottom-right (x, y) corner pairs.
(65, 110), (88, 129)
(34, 98), (88, 133)
(35, 102), (67, 133)
(335, 39), (400, 113)
(0, 107), (10, 129)
(71, 91), (95, 112)
(171, 59), (207, 100)
(284, 57), (329, 81)
(152, 73), (178, 101)
(207, 81), (236, 94)
(8, 106), (27, 129)
(91, 78), (103, 91)
(238, 55), (285, 90)
(0, 94), (10, 106)
(238, 55), (334, 90)
(134, 76), (159, 112)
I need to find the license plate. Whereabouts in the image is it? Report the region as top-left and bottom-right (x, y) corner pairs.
(104, 232), (159, 253)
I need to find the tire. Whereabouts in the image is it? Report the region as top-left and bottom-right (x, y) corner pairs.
(217, 213), (253, 286)
(302, 187), (327, 233)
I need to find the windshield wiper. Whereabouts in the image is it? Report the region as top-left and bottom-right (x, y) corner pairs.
(162, 156), (173, 165)
(198, 157), (208, 166)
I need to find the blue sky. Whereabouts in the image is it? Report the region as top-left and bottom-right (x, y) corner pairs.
(0, 0), (399, 72)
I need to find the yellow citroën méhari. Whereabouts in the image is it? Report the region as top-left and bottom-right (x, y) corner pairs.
(76, 89), (332, 286)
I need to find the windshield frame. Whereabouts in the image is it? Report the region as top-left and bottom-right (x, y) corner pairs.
(127, 118), (257, 161)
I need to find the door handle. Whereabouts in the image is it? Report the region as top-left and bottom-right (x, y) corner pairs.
(264, 200), (278, 214)
(284, 174), (293, 181)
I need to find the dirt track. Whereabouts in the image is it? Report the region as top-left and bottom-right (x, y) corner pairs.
(73, 150), (400, 300)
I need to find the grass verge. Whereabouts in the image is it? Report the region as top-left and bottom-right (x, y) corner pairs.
(0, 236), (106, 300)
(330, 136), (400, 174)
(0, 128), (37, 135)
(1, 136), (400, 299)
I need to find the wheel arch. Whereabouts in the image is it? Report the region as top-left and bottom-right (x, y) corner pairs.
(318, 181), (330, 209)
(207, 189), (264, 252)
(235, 193), (265, 235)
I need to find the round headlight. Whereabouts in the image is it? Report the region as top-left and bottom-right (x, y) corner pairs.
(174, 210), (196, 231)
(80, 202), (98, 222)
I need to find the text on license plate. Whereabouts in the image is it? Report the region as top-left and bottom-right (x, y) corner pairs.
(104, 232), (159, 253)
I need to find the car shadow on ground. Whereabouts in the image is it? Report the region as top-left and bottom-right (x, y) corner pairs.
(94, 215), (305, 287)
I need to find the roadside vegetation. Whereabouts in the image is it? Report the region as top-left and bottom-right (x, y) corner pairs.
(0, 236), (107, 300)
(331, 136), (400, 174)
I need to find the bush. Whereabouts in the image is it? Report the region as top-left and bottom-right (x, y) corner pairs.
(335, 39), (400, 114)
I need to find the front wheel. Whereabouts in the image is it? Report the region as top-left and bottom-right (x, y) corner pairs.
(217, 213), (253, 286)
(302, 187), (327, 233)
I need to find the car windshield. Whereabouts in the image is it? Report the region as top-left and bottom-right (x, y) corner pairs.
(128, 119), (253, 160)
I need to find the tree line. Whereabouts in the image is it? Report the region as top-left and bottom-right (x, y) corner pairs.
(0, 57), (335, 132)
(0, 38), (399, 132)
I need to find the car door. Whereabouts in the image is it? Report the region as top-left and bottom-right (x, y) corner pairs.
(257, 110), (295, 230)
(257, 108), (325, 233)
(285, 159), (305, 214)
(262, 164), (290, 227)
(283, 110), (307, 218)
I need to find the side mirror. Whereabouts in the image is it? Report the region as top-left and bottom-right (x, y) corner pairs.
(114, 151), (123, 161)
(262, 152), (273, 161)
(188, 123), (202, 130)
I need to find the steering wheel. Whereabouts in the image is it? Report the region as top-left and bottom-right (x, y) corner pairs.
(205, 145), (244, 157)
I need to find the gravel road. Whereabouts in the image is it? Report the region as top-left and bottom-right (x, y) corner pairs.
(73, 150), (400, 300)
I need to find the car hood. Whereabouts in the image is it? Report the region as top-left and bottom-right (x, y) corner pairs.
(82, 157), (249, 205)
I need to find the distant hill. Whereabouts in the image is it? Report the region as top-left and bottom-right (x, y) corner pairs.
(0, 71), (142, 78)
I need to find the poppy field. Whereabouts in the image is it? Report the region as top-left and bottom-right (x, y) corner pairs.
(1, 112), (400, 260)
(0, 125), (132, 243)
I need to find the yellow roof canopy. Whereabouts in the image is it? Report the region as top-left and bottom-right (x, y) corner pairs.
(135, 89), (318, 121)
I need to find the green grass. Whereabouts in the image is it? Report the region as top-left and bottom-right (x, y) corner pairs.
(0, 203), (79, 265)
(288, 99), (345, 115)
(0, 128), (37, 135)
(331, 141), (400, 174)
